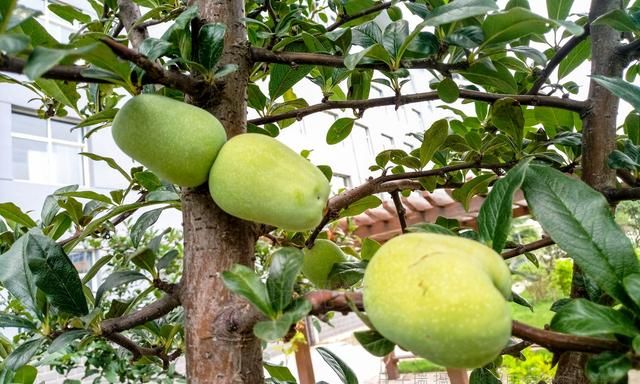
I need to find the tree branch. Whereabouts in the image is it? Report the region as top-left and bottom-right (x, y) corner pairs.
(0, 54), (112, 83)
(603, 187), (640, 202)
(616, 38), (640, 63)
(326, 1), (401, 32)
(501, 237), (555, 260)
(116, 0), (148, 49)
(100, 37), (207, 95)
(528, 24), (591, 95)
(250, 47), (468, 73)
(248, 90), (588, 126)
(307, 290), (626, 354)
(100, 289), (181, 335)
(104, 332), (162, 359)
(390, 190), (407, 233)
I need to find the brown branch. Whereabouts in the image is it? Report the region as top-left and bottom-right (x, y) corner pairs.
(390, 190), (407, 233)
(250, 47), (468, 73)
(116, 0), (148, 49)
(326, 1), (399, 32)
(105, 332), (162, 360)
(100, 37), (207, 95)
(308, 290), (626, 354)
(0, 54), (112, 83)
(603, 187), (640, 202)
(248, 90), (588, 126)
(528, 24), (591, 95)
(501, 237), (555, 260)
(616, 169), (639, 187)
(616, 38), (640, 63)
(101, 289), (181, 335)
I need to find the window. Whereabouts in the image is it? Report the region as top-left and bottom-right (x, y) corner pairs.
(331, 174), (351, 195)
(353, 124), (373, 156)
(69, 250), (95, 274)
(11, 110), (87, 185)
(381, 134), (395, 150)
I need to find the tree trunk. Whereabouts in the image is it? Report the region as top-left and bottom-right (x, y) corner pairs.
(554, 0), (626, 382)
(181, 0), (262, 382)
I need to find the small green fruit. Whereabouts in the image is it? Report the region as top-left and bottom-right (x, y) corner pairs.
(302, 239), (348, 288)
(363, 233), (512, 368)
(112, 94), (226, 187)
(209, 134), (330, 231)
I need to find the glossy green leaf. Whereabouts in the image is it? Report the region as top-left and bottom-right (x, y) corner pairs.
(79, 152), (131, 182)
(130, 208), (163, 248)
(489, 97), (524, 148)
(34, 78), (80, 112)
(328, 261), (366, 288)
(326, 118), (355, 145)
(460, 61), (518, 94)
(316, 347), (358, 384)
(558, 38), (590, 79)
(266, 247), (304, 313)
(478, 158), (531, 252)
(269, 62), (313, 100)
(593, 9), (639, 32)
(81, 254), (112, 284)
(382, 20), (408, 58)
(4, 338), (45, 371)
(592, 75), (640, 111)
(139, 38), (172, 61)
(0, 33), (29, 54)
(197, 23), (226, 70)
(625, 112), (640, 145)
(0, 235), (37, 314)
(0, 203), (36, 228)
(222, 264), (274, 318)
(469, 368), (501, 384)
(0, 314), (36, 330)
(437, 78), (459, 103)
(25, 232), (88, 315)
(263, 362), (296, 383)
(585, 352), (631, 384)
(48, 330), (89, 353)
(360, 238), (381, 261)
(522, 165), (639, 307)
(48, 3), (90, 24)
(481, 8), (550, 48)
(95, 271), (148, 307)
(452, 173), (496, 211)
(55, 191), (112, 205)
(546, 0), (573, 21)
(424, 0), (498, 27)
(6, 5), (39, 32)
(419, 119), (448, 167)
(353, 330), (395, 357)
(344, 44), (391, 70)
(352, 22), (382, 48)
(253, 313), (293, 341)
(11, 365), (37, 384)
(339, 195), (382, 218)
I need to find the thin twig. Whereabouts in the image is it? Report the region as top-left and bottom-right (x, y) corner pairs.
(248, 90), (588, 126)
(101, 288), (181, 335)
(528, 24), (591, 95)
(390, 190), (407, 233)
(326, 1), (401, 32)
(0, 54), (112, 83)
(501, 237), (555, 260)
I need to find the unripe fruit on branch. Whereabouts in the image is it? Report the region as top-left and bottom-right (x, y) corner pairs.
(111, 94), (227, 187)
(363, 233), (512, 368)
(209, 133), (330, 231)
(302, 239), (348, 288)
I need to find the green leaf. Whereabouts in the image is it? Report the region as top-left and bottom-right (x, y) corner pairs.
(34, 79), (80, 112)
(344, 44), (391, 70)
(326, 118), (355, 145)
(12, 365), (37, 384)
(0, 314), (36, 330)
(130, 208), (163, 248)
(253, 313), (294, 341)
(95, 271), (148, 307)
(489, 98), (524, 149)
(608, 150), (639, 171)
(360, 238), (381, 261)
(269, 63), (313, 100)
(24, 45), (93, 80)
(25, 232), (88, 315)
(546, 0), (573, 21)
(452, 173), (496, 211)
(130, 248), (157, 276)
(424, 0), (498, 27)
(460, 61), (518, 94)
(478, 159), (531, 252)
(339, 196), (382, 218)
(592, 75), (640, 111)
(197, 23), (226, 70)
(48, 3), (90, 24)
(593, 9), (639, 32)
(48, 330), (89, 353)
(353, 330), (395, 357)
(419, 119), (448, 167)
(222, 264), (274, 318)
(481, 8), (551, 48)
(585, 352), (631, 384)
(522, 165), (639, 307)
(0, 203), (36, 228)
(558, 38), (590, 79)
(81, 254), (113, 284)
(406, 223), (457, 236)
(0, 33), (29, 54)
(266, 248), (304, 313)
(382, 20), (408, 58)
(352, 21), (382, 48)
(0, 235), (38, 314)
(316, 347), (359, 384)
(263, 362), (296, 383)
(469, 368), (501, 384)
(6, 6), (40, 31)
(623, 273), (640, 309)
(624, 112), (640, 145)
(437, 78), (459, 103)
(79, 152), (131, 182)
(4, 338), (45, 371)
(55, 191), (113, 205)
(328, 261), (367, 288)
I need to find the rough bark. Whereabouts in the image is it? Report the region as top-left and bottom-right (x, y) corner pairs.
(116, 0), (148, 49)
(554, 0), (626, 382)
(181, 0), (261, 383)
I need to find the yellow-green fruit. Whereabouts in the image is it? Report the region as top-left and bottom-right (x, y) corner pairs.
(363, 233), (512, 368)
(112, 94), (226, 187)
(302, 239), (348, 288)
(209, 134), (330, 231)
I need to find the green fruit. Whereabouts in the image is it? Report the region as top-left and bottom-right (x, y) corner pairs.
(112, 94), (226, 187)
(363, 233), (512, 368)
(209, 134), (330, 231)
(302, 239), (348, 288)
